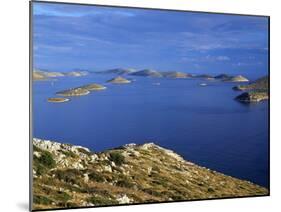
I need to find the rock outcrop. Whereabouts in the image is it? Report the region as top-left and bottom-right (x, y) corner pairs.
(32, 138), (268, 210)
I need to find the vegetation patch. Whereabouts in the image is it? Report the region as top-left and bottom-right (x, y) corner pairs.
(55, 169), (81, 185)
(88, 195), (118, 205)
(60, 150), (76, 158)
(35, 150), (56, 168)
(109, 151), (125, 166)
(33, 195), (53, 205)
(88, 171), (105, 183)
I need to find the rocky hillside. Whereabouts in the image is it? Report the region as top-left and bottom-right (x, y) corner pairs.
(32, 138), (268, 210)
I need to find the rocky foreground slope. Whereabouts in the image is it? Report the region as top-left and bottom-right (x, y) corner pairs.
(32, 138), (268, 210)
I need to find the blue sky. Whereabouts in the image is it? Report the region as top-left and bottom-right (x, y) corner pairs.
(33, 2), (269, 76)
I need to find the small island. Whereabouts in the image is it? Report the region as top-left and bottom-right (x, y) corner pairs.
(224, 75), (249, 82)
(233, 76), (269, 103)
(107, 76), (131, 84)
(193, 74), (215, 80)
(56, 88), (90, 96)
(235, 91), (268, 103)
(79, 83), (107, 91)
(65, 71), (88, 77)
(233, 76), (268, 91)
(96, 68), (136, 75)
(129, 69), (163, 77)
(47, 97), (70, 103)
(214, 74), (232, 80)
(162, 71), (191, 78)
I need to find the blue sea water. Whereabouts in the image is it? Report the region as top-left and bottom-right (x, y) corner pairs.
(32, 74), (269, 188)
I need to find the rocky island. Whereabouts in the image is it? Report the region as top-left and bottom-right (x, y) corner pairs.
(79, 83), (107, 91)
(32, 138), (268, 210)
(96, 68), (136, 75)
(107, 76), (131, 84)
(233, 76), (268, 91)
(56, 88), (90, 97)
(193, 74), (215, 80)
(65, 71), (88, 77)
(214, 74), (232, 80)
(47, 97), (70, 103)
(235, 91), (268, 103)
(224, 75), (249, 82)
(233, 76), (269, 103)
(33, 70), (48, 81)
(130, 69), (163, 77)
(33, 69), (89, 81)
(55, 83), (106, 97)
(162, 71), (191, 78)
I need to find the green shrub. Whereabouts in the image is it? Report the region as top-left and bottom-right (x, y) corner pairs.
(207, 187), (215, 193)
(88, 171), (105, 183)
(88, 196), (118, 205)
(34, 163), (47, 176)
(55, 169), (81, 185)
(60, 150), (76, 158)
(37, 151), (56, 168)
(116, 179), (134, 188)
(109, 152), (125, 166)
(142, 188), (162, 197)
(33, 195), (53, 205)
(54, 191), (72, 202)
(33, 150), (56, 175)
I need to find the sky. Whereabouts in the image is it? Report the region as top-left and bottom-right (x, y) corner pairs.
(33, 2), (269, 76)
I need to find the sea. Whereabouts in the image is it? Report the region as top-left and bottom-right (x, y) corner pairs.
(32, 73), (269, 187)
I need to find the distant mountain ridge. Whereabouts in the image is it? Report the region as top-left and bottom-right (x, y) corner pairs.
(32, 69), (89, 80)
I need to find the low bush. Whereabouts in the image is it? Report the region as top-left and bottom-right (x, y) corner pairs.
(54, 191), (72, 202)
(55, 169), (81, 185)
(88, 196), (118, 205)
(33, 195), (53, 205)
(109, 152), (125, 166)
(36, 151), (56, 168)
(116, 179), (134, 188)
(88, 171), (105, 183)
